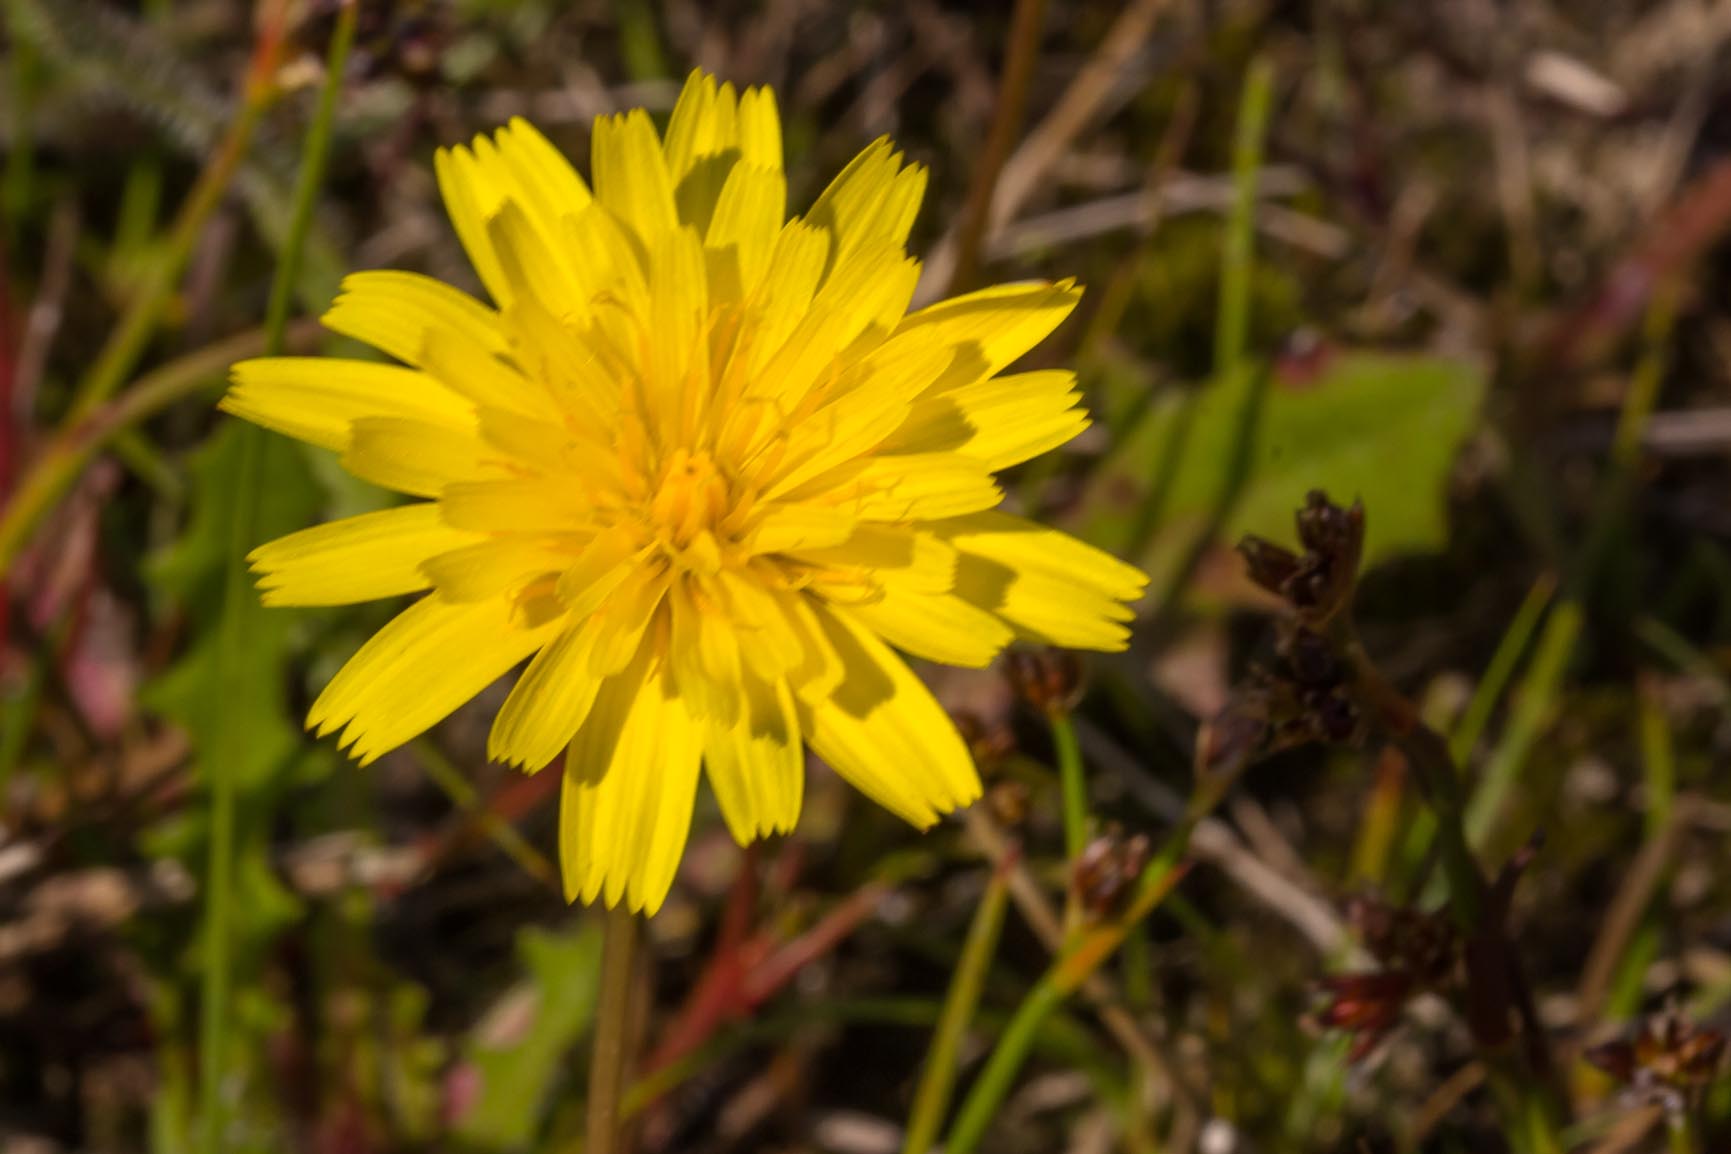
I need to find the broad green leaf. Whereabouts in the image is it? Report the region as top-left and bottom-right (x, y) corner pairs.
(137, 423), (327, 1146)
(1079, 351), (1487, 586)
(455, 923), (605, 1149)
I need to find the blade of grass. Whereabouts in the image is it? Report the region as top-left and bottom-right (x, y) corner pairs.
(1052, 709), (1088, 933)
(1143, 56), (1275, 613)
(1462, 599), (1581, 850)
(197, 5), (353, 1149)
(0, 11), (286, 575)
(1450, 572), (1559, 766)
(2, 2), (41, 243)
(412, 737), (557, 887)
(943, 848), (1190, 1154)
(901, 864), (1013, 1154)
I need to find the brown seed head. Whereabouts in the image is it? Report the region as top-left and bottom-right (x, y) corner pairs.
(1003, 648), (1085, 716)
(950, 710), (1016, 773)
(1072, 827), (1153, 921)
(1586, 1012), (1727, 1113)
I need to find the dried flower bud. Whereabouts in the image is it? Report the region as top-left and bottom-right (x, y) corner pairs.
(951, 710), (1016, 773)
(1315, 897), (1462, 1063)
(1003, 648), (1084, 716)
(1196, 691), (1272, 790)
(1072, 827), (1152, 920)
(1587, 1013), (1727, 1113)
(985, 780), (1032, 827)
(1239, 536), (1304, 599)
(1314, 972), (1413, 1062)
(1346, 897), (1459, 987)
(1238, 491), (1365, 625)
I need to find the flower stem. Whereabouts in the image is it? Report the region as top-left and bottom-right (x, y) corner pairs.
(1340, 627), (1566, 1149)
(1668, 1111), (1701, 1154)
(943, 974), (1065, 1154)
(588, 904), (641, 1154)
(197, 8), (351, 1151)
(944, 816), (1197, 1154)
(1051, 709), (1087, 932)
(901, 863), (1012, 1154)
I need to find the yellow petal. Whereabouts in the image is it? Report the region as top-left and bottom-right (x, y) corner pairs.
(591, 108), (679, 251)
(936, 511), (1147, 651)
(736, 85), (782, 171)
(704, 674), (803, 843)
(561, 657), (703, 912)
(796, 453), (1001, 521)
(420, 537), (570, 601)
(642, 226), (709, 432)
(799, 603), (980, 826)
(492, 117), (593, 234)
(321, 270), (506, 366)
(422, 327), (560, 422)
(664, 71), (742, 232)
(554, 525), (647, 619)
(743, 222), (830, 368)
(486, 199), (580, 313)
(842, 586), (1013, 668)
(883, 369), (1089, 468)
(223, 358), (473, 453)
(440, 476), (596, 535)
(667, 579), (742, 724)
(309, 593), (559, 764)
(716, 570), (810, 684)
(705, 162), (786, 302)
(896, 280), (1083, 388)
(248, 504), (478, 606)
(663, 70), (738, 187)
(792, 524), (957, 594)
(764, 326), (952, 494)
(747, 503), (860, 555)
(586, 565), (670, 676)
(490, 617), (603, 771)
(806, 138), (927, 265)
(341, 416), (493, 497)
(434, 144), (512, 305)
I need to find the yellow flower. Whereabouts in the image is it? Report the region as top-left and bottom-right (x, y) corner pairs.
(223, 70), (1146, 914)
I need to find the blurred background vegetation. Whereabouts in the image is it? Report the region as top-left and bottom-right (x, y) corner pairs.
(3, 1), (1731, 1151)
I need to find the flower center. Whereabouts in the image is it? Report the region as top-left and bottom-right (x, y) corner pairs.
(645, 448), (733, 571)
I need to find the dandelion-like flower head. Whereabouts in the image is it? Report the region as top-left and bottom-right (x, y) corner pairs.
(225, 70), (1146, 912)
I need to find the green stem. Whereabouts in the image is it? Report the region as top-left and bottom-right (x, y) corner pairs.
(1051, 709), (1088, 933)
(1668, 1111), (1700, 1154)
(901, 866), (1012, 1154)
(1213, 56), (1274, 380)
(588, 904), (641, 1154)
(197, 9), (351, 1151)
(944, 976), (1065, 1153)
(1143, 57), (1275, 611)
(943, 815), (1197, 1154)
(1052, 712), (1087, 862)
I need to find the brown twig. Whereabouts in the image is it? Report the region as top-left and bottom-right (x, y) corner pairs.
(946, 0), (1048, 295)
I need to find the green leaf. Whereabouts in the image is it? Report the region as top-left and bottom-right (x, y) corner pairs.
(137, 423), (327, 1137)
(144, 426), (324, 790)
(455, 924), (605, 1149)
(1080, 350), (1487, 581)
